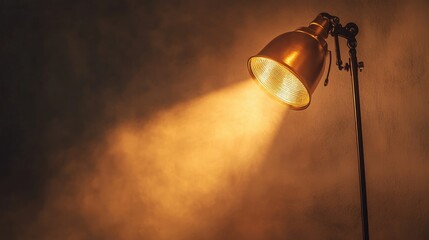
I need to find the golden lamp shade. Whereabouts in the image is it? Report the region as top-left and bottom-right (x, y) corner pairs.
(248, 15), (331, 110)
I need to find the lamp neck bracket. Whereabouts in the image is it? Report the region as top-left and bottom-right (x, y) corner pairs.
(318, 12), (363, 86)
(320, 12), (358, 46)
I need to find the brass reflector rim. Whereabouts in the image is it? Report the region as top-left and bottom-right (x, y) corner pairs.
(248, 56), (311, 109)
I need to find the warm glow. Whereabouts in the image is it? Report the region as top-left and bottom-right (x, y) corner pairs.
(96, 80), (287, 239)
(249, 57), (310, 108)
(36, 80), (288, 239)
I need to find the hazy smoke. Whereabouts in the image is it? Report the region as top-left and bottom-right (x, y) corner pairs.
(29, 81), (286, 239)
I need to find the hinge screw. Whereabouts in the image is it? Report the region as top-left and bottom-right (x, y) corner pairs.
(358, 61), (364, 72)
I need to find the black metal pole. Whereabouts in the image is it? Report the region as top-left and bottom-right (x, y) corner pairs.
(349, 46), (370, 240)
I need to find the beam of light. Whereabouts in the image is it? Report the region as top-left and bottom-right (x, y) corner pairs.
(38, 80), (288, 239)
(108, 80), (287, 238)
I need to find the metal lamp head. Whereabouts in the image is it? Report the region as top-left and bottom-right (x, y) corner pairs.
(248, 14), (331, 110)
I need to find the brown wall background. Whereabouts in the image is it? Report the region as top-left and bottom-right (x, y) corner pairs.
(2, 0), (429, 239)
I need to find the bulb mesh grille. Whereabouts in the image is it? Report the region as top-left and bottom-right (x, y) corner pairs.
(249, 57), (310, 108)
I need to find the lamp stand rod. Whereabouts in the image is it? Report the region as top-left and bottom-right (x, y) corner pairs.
(322, 13), (369, 240)
(349, 44), (369, 240)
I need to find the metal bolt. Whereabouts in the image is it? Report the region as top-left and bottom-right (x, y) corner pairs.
(358, 61), (364, 72)
(344, 63), (350, 72)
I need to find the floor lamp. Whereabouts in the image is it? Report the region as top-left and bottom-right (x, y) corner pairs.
(247, 13), (369, 240)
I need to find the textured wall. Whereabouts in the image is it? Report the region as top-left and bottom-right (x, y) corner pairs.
(2, 0), (429, 239)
